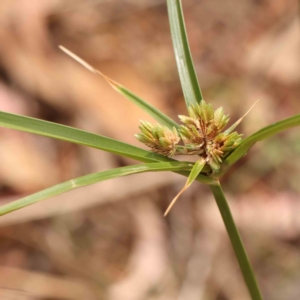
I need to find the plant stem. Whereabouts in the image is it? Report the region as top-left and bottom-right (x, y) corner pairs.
(210, 182), (263, 300)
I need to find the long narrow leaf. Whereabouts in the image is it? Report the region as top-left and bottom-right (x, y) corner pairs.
(166, 0), (203, 107)
(0, 111), (213, 178)
(113, 85), (180, 129)
(219, 114), (300, 176)
(59, 46), (179, 129)
(0, 110), (170, 163)
(0, 162), (194, 216)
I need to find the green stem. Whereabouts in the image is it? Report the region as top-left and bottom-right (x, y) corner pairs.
(210, 182), (263, 300)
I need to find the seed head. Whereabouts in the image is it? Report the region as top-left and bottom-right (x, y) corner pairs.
(135, 121), (180, 157)
(179, 101), (242, 172)
(136, 100), (249, 174)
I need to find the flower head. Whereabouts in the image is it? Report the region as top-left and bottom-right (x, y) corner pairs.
(179, 101), (242, 172)
(135, 100), (248, 174)
(135, 121), (180, 157)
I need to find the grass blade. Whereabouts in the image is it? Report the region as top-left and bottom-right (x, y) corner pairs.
(166, 0), (203, 107)
(59, 46), (179, 129)
(219, 114), (300, 176)
(0, 162), (194, 216)
(113, 85), (180, 129)
(164, 157), (205, 216)
(210, 183), (264, 300)
(0, 110), (172, 163)
(0, 111), (214, 179)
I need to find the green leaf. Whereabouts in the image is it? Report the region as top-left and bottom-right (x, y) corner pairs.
(166, 0), (203, 107)
(164, 157), (206, 216)
(0, 111), (214, 179)
(114, 85), (180, 129)
(59, 46), (179, 130)
(219, 114), (300, 176)
(0, 161), (194, 216)
(0, 110), (171, 163)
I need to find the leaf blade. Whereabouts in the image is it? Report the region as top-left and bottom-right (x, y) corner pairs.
(115, 85), (180, 129)
(0, 162), (194, 216)
(166, 0), (203, 107)
(59, 46), (179, 129)
(0, 110), (171, 163)
(219, 114), (300, 175)
(0, 111), (214, 177)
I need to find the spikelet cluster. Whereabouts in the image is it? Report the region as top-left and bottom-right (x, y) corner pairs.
(135, 101), (243, 173)
(135, 121), (180, 157)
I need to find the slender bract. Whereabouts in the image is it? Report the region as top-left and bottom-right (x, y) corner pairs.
(116, 86), (180, 129)
(0, 110), (170, 163)
(0, 111), (214, 180)
(0, 162), (194, 216)
(166, 0), (203, 107)
(164, 157), (206, 216)
(210, 183), (264, 300)
(219, 114), (300, 176)
(59, 46), (180, 130)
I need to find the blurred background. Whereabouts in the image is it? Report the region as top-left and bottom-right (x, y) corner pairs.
(0, 0), (299, 299)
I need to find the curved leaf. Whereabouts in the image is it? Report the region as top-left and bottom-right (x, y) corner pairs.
(219, 114), (300, 176)
(0, 111), (214, 174)
(166, 0), (203, 107)
(59, 46), (179, 129)
(0, 110), (170, 163)
(112, 85), (180, 129)
(0, 161), (194, 216)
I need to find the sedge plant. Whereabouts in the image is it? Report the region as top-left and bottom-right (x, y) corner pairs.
(0, 1), (299, 299)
